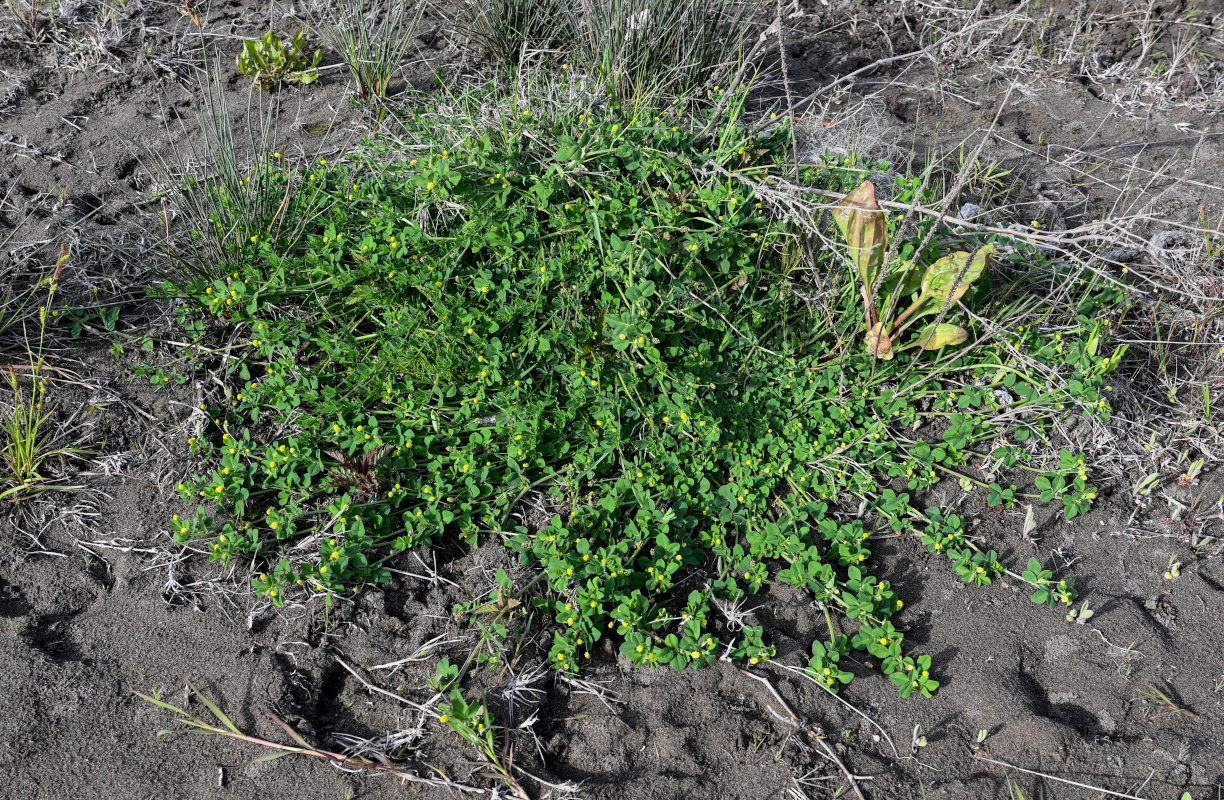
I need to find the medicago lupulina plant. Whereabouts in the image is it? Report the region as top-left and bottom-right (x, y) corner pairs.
(161, 86), (1128, 698)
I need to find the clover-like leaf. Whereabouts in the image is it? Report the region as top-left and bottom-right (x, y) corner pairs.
(916, 323), (969, 351)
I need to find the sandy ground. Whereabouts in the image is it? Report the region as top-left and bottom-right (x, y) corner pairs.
(2, 0), (1223, 797)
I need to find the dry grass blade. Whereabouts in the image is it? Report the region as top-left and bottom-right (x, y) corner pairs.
(971, 752), (1154, 800)
(133, 675), (496, 795)
(739, 669), (867, 800)
(768, 661), (899, 760)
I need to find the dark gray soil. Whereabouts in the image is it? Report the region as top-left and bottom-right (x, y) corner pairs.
(3, 0), (1224, 798)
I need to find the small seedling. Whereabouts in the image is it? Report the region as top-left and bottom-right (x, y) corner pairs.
(4, 0), (44, 37)
(1137, 683), (1200, 720)
(1133, 472), (1160, 496)
(236, 30), (321, 89)
(986, 482), (1018, 508)
(438, 688), (526, 797)
(1, 250), (87, 500)
(1164, 556), (1182, 579)
(1065, 599), (1094, 624)
(1178, 457), (1204, 486)
(911, 723), (927, 752)
(428, 658), (459, 692)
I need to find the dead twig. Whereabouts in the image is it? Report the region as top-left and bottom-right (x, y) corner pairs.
(739, 669), (867, 800)
(334, 656), (440, 715)
(972, 751), (1152, 800)
(768, 661), (900, 760)
(133, 674), (492, 795)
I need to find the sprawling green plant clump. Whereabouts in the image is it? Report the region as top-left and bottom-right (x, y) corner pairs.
(165, 88), (1126, 697)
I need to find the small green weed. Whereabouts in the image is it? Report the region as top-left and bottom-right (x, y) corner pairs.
(160, 83), (1130, 699)
(1138, 682), (1201, 721)
(1, 251), (86, 500)
(438, 688), (525, 795)
(451, 568), (531, 674)
(428, 657), (460, 692)
(236, 30), (322, 89)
